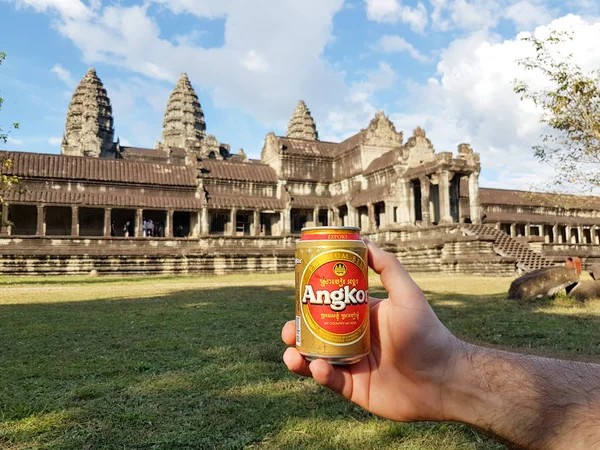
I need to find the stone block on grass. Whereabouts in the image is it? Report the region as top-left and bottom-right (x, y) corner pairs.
(508, 267), (579, 301)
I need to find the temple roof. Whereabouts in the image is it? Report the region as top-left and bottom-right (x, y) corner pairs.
(286, 101), (319, 141)
(480, 188), (600, 211)
(206, 194), (284, 210)
(5, 188), (202, 210)
(2, 151), (197, 187)
(364, 148), (402, 175)
(199, 159), (278, 183)
(277, 137), (338, 158)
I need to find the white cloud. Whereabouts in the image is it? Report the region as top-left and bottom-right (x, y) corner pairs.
(51, 64), (76, 87)
(504, 1), (554, 30)
(324, 62), (396, 139)
(47, 136), (62, 146)
(430, 0), (558, 32)
(14, 0), (90, 19)
(241, 50), (269, 73)
(389, 15), (600, 190)
(376, 35), (431, 63)
(430, 0), (500, 31)
(365, 0), (429, 33)
(16, 0), (347, 127)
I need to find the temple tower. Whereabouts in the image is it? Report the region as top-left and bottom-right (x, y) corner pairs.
(286, 100), (318, 141)
(61, 68), (114, 157)
(161, 73), (206, 149)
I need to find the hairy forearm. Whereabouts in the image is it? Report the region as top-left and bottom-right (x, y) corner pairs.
(443, 341), (600, 449)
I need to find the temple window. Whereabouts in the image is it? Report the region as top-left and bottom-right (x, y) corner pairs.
(8, 205), (37, 236)
(45, 206), (72, 236)
(173, 211), (191, 237)
(79, 208), (104, 237)
(209, 210), (228, 235)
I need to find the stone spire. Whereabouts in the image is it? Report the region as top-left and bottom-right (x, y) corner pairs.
(61, 68), (114, 157)
(286, 100), (319, 141)
(161, 73), (206, 149)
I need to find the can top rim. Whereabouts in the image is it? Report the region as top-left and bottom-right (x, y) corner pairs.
(301, 226), (361, 232)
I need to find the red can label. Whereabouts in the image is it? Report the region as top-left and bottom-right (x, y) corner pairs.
(300, 250), (369, 345)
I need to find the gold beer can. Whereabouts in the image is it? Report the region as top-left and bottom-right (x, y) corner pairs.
(295, 226), (370, 365)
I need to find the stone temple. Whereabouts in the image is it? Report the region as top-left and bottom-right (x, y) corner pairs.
(2, 70), (600, 275)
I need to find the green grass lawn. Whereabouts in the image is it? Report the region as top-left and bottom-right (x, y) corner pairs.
(1, 272), (599, 449)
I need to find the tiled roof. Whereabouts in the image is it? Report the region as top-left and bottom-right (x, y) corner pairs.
(278, 137), (339, 158)
(364, 148), (401, 175)
(350, 185), (389, 207)
(336, 132), (363, 155)
(291, 195), (335, 208)
(206, 194), (284, 210)
(199, 160), (278, 183)
(5, 188), (202, 210)
(481, 188), (600, 211)
(2, 151), (197, 187)
(484, 212), (600, 226)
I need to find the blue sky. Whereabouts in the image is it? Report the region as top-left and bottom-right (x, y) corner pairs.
(0, 0), (599, 190)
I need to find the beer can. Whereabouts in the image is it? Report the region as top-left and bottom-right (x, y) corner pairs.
(295, 226), (370, 365)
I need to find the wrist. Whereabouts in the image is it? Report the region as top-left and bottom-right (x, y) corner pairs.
(438, 340), (501, 425)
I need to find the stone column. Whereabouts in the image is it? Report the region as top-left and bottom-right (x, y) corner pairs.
(525, 224), (531, 237)
(201, 207), (209, 236)
(313, 207), (319, 227)
(253, 209), (260, 236)
(510, 223), (516, 238)
(593, 225), (599, 245)
(281, 208), (291, 235)
(406, 181), (415, 225)
(578, 225), (584, 244)
(229, 208), (237, 236)
(385, 203), (394, 228)
(419, 176), (431, 226)
(191, 211), (201, 238)
(438, 170), (453, 224)
(36, 204), (45, 236)
(71, 206), (79, 237)
(552, 224), (559, 244)
(328, 208), (334, 227)
(468, 171), (481, 224)
(346, 203), (356, 228)
(1, 203), (9, 236)
(104, 208), (112, 237)
(367, 203), (375, 231)
(135, 209), (143, 237)
(565, 226), (572, 244)
(165, 210), (174, 238)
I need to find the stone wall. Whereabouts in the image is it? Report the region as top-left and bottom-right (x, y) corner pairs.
(0, 226), (519, 276)
(381, 235), (517, 276)
(0, 236), (295, 275)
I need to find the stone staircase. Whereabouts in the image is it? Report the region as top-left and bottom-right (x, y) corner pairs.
(462, 224), (555, 273)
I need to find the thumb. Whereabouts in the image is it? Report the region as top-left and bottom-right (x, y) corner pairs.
(365, 239), (426, 308)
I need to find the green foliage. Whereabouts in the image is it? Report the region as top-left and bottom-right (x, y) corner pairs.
(514, 32), (600, 191)
(0, 52), (20, 145)
(0, 51), (19, 227)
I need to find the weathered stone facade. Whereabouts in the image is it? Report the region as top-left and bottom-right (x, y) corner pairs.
(2, 68), (600, 275)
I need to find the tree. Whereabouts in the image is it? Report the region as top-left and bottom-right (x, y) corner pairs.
(514, 32), (600, 193)
(0, 51), (20, 227)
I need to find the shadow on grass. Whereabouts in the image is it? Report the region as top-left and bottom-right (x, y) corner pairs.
(1, 284), (599, 449)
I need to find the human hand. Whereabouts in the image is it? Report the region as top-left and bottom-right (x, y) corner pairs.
(282, 240), (460, 422)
